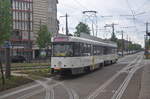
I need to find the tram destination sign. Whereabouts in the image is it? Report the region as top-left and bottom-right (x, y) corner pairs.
(54, 37), (69, 42)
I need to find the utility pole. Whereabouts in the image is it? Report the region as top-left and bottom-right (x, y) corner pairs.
(60, 13), (69, 36)
(126, 35), (129, 54)
(121, 31), (124, 56)
(104, 23), (118, 34)
(145, 22), (150, 59)
(146, 22), (150, 35)
(129, 37), (131, 54)
(82, 11), (98, 36)
(112, 23), (115, 36)
(104, 23), (118, 41)
(65, 14), (69, 36)
(117, 30), (124, 56)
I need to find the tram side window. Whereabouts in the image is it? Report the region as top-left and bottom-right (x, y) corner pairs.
(97, 46), (103, 55)
(103, 47), (108, 55)
(112, 48), (117, 54)
(103, 47), (117, 55)
(109, 47), (117, 54)
(108, 47), (113, 54)
(80, 43), (84, 56)
(82, 43), (91, 56)
(83, 44), (87, 56)
(74, 43), (81, 56)
(101, 47), (104, 55)
(87, 44), (91, 56)
(93, 46), (97, 55)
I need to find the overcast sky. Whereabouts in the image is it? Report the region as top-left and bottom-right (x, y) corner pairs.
(58, 0), (150, 47)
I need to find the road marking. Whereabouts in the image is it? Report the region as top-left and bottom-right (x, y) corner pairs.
(35, 80), (52, 99)
(111, 56), (143, 99)
(17, 88), (45, 99)
(50, 87), (55, 99)
(71, 89), (80, 99)
(87, 54), (141, 99)
(60, 84), (79, 99)
(0, 83), (40, 99)
(46, 77), (80, 99)
(18, 77), (78, 99)
(0, 76), (61, 99)
(16, 81), (64, 99)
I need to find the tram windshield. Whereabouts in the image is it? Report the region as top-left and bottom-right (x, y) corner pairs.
(53, 43), (73, 57)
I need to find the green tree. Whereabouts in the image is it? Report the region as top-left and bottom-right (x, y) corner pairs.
(74, 22), (90, 37)
(0, 0), (12, 83)
(0, 0), (12, 45)
(110, 33), (117, 42)
(36, 25), (52, 57)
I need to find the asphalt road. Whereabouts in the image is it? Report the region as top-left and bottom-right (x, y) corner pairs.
(0, 52), (146, 99)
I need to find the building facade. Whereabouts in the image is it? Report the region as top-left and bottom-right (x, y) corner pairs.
(33, 0), (58, 38)
(32, 0), (58, 58)
(11, 0), (33, 59)
(0, 0), (58, 60)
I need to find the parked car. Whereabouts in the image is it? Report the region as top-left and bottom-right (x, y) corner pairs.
(11, 56), (26, 63)
(118, 52), (122, 56)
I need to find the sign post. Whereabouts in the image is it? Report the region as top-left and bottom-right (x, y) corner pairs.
(3, 41), (12, 78)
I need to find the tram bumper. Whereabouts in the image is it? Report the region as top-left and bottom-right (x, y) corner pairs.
(51, 68), (71, 75)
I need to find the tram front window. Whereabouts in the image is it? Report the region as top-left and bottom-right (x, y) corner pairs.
(53, 43), (73, 57)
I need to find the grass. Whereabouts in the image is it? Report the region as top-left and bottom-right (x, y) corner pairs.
(12, 63), (51, 67)
(0, 76), (33, 92)
(20, 69), (51, 78)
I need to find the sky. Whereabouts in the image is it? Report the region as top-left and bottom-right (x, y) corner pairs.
(57, 0), (150, 47)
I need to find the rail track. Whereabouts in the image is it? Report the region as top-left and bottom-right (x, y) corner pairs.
(2, 65), (49, 71)
(14, 75), (80, 99)
(87, 54), (143, 99)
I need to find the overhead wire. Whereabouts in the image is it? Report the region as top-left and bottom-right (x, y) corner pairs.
(136, 0), (149, 13)
(72, 0), (89, 11)
(125, 0), (140, 33)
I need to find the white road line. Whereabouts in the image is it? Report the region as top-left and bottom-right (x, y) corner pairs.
(16, 88), (45, 99)
(46, 77), (80, 99)
(0, 83), (40, 99)
(71, 89), (80, 99)
(61, 84), (79, 99)
(87, 54), (140, 99)
(50, 87), (55, 99)
(36, 80), (51, 99)
(0, 75), (56, 99)
(111, 56), (143, 99)
(16, 81), (64, 99)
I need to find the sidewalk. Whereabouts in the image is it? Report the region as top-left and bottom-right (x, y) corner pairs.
(139, 60), (150, 99)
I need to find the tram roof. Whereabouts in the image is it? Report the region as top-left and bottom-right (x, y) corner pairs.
(52, 36), (117, 48)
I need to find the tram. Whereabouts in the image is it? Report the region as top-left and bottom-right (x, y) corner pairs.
(51, 36), (118, 75)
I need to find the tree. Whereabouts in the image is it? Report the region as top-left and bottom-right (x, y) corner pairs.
(110, 32), (117, 42)
(36, 25), (52, 58)
(0, 0), (12, 45)
(0, 0), (12, 82)
(74, 22), (90, 37)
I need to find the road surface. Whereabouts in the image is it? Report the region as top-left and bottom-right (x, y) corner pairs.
(0, 52), (147, 99)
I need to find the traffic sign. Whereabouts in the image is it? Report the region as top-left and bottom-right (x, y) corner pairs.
(3, 41), (12, 48)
